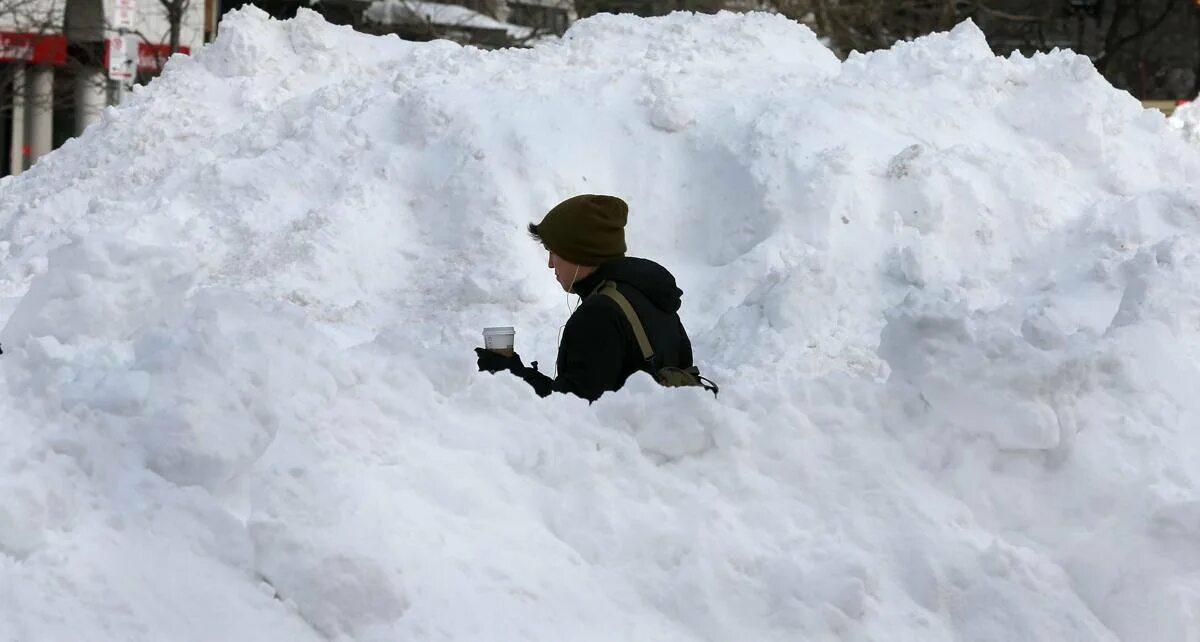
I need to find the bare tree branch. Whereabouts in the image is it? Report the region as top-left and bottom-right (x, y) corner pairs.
(774, 0), (962, 56)
(1097, 0), (1179, 69)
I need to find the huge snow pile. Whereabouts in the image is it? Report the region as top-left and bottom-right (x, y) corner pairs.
(1169, 100), (1200, 145)
(4, 8), (1200, 641)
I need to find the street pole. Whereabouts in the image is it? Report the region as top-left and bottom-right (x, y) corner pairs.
(108, 0), (139, 107)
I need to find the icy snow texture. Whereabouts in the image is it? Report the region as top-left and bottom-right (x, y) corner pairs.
(1169, 100), (1200, 146)
(4, 8), (1200, 642)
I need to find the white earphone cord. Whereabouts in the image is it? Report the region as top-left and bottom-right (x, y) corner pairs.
(554, 265), (582, 378)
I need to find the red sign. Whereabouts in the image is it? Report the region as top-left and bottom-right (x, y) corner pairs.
(0, 32), (68, 66)
(137, 43), (190, 72)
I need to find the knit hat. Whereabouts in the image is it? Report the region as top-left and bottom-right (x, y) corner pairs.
(528, 195), (628, 266)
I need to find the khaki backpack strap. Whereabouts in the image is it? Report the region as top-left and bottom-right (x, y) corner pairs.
(599, 282), (654, 362)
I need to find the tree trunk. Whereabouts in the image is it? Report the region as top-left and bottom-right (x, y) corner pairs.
(159, 0), (188, 53)
(1192, 4), (1200, 97)
(1097, 0), (1132, 73)
(170, 5), (182, 52)
(1097, 0), (1179, 74)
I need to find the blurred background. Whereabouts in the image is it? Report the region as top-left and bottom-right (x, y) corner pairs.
(4, 0), (1199, 177)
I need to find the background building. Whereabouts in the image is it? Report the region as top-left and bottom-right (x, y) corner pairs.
(7, 0), (1200, 178)
(1, 0), (207, 176)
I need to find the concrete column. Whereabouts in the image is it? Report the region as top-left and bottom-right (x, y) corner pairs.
(9, 63), (26, 176)
(0, 77), (5, 175)
(74, 68), (106, 135)
(26, 65), (54, 164)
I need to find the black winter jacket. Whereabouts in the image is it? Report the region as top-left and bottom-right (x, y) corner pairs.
(513, 257), (693, 402)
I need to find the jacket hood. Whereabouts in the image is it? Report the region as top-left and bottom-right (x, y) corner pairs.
(575, 257), (683, 313)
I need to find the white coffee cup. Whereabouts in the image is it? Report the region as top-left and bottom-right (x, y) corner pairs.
(483, 326), (516, 357)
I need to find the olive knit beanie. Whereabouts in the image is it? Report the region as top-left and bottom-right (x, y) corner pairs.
(529, 195), (628, 266)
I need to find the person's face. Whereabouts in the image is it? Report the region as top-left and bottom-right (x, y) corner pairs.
(548, 251), (583, 292)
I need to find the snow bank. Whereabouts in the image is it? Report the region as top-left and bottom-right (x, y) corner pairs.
(4, 8), (1200, 641)
(1169, 100), (1200, 145)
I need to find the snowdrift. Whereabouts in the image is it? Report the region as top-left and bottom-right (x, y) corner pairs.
(1170, 100), (1200, 146)
(3, 8), (1200, 641)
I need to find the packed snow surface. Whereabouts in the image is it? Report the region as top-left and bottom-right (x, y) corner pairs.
(1169, 100), (1200, 145)
(4, 8), (1200, 642)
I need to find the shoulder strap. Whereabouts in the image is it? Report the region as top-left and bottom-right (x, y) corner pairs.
(598, 281), (654, 362)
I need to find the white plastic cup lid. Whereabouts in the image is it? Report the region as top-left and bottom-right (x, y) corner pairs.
(483, 326), (515, 349)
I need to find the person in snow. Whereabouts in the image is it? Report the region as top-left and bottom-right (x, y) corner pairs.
(474, 194), (712, 402)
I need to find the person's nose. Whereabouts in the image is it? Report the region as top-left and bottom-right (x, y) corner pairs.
(547, 253), (553, 269)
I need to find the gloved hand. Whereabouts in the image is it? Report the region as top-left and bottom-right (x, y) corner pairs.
(475, 347), (523, 374)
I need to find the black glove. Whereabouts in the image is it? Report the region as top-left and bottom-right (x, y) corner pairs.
(475, 348), (556, 397)
(475, 347), (523, 374)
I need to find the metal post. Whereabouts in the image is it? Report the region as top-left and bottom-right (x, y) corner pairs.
(108, 78), (127, 106)
(106, 35), (133, 106)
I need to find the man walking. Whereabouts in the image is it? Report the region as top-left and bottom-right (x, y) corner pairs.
(475, 194), (710, 402)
